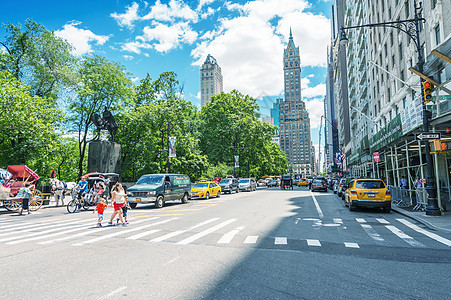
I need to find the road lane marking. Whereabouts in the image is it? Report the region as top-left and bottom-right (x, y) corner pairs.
(0, 218), (81, 234)
(218, 226), (245, 244)
(306, 239), (321, 247)
(73, 218), (178, 246)
(333, 218), (343, 224)
(274, 237), (287, 245)
(397, 219), (451, 247)
(150, 218), (219, 242)
(39, 218), (157, 245)
(361, 224), (385, 242)
(176, 219), (237, 245)
(0, 219), (91, 243)
(355, 218), (366, 223)
(5, 221), (95, 245)
(98, 286), (127, 300)
(310, 192), (324, 219)
(126, 229), (161, 240)
(243, 236), (259, 244)
(385, 225), (425, 247)
(376, 218), (390, 224)
(344, 242), (360, 248)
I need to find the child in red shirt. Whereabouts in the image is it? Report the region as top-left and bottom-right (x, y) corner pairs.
(93, 198), (108, 227)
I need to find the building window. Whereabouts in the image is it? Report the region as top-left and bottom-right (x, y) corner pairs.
(435, 25), (441, 45)
(432, 0), (437, 9)
(405, 0), (410, 18)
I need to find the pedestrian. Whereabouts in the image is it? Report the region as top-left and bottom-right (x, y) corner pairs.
(308, 178), (312, 190)
(400, 176), (408, 189)
(108, 183), (127, 226)
(18, 183), (34, 215)
(414, 176), (422, 189)
(93, 198), (108, 227)
(122, 196), (131, 225)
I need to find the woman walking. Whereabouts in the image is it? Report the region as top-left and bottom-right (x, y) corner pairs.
(108, 183), (127, 226)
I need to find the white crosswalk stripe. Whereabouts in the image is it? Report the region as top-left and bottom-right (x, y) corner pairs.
(306, 239), (321, 247)
(344, 242), (359, 248)
(176, 219), (237, 245)
(150, 218), (219, 243)
(73, 218), (177, 246)
(218, 226), (245, 244)
(0, 219), (81, 237)
(376, 218), (390, 224)
(385, 225), (425, 247)
(355, 218), (366, 223)
(360, 224), (385, 243)
(243, 236), (258, 244)
(397, 219), (451, 247)
(274, 237), (287, 245)
(127, 229), (161, 240)
(333, 218), (343, 224)
(39, 218), (157, 245)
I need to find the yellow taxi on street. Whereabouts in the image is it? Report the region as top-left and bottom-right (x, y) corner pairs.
(190, 181), (221, 199)
(298, 178), (309, 186)
(344, 178), (391, 212)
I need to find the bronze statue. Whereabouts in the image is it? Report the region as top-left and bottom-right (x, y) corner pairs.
(91, 107), (118, 142)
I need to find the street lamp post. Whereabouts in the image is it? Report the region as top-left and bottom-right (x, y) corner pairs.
(339, 0), (440, 215)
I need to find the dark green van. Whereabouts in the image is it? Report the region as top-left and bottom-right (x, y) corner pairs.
(127, 174), (191, 208)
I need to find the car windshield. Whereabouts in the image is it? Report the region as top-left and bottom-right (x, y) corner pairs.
(220, 179), (231, 184)
(239, 179), (250, 183)
(193, 183), (209, 188)
(136, 175), (163, 185)
(313, 180), (324, 184)
(356, 181), (385, 189)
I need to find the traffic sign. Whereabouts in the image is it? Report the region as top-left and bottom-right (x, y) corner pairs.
(415, 132), (441, 140)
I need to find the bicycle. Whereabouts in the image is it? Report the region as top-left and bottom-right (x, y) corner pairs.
(67, 187), (89, 213)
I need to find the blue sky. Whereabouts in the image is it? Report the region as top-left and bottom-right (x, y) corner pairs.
(2, 0), (332, 169)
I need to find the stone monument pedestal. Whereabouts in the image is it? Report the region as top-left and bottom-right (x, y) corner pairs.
(87, 141), (121, 174)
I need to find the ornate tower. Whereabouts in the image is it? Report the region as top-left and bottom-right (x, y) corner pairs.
(200, 54), (223, 107)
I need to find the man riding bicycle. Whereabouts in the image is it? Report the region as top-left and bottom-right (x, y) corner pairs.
(77, 176), (89, 200)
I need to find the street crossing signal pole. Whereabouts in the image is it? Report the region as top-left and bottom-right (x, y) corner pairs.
(339, 0), (440, 215)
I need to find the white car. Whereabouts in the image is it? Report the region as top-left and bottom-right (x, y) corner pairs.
(239, 178), (257, 191)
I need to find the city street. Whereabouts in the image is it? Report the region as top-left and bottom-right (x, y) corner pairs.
(1, 187), (451, 299)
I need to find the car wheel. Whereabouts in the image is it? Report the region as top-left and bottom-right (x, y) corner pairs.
(216, 191), (220, 198)
(205, 192), (210, 200)
(129, 203), (137, 209)
(383, 207), (391, 213)
(181, 193), (188, 204)
(155, 195), (164, 208)
(349, 205), (356, 211)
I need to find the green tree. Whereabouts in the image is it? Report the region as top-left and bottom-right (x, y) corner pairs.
(0, 19), (78, 99)
(0, 70), (63, 171)
(67, 55), (134, 177)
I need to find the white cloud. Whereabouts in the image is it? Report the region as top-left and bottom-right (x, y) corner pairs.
(303, 83), (326, 98)
(138, 21), (198, 53)
(131, 77), (140, 82)
(123, 55), (134, 60)
(142, 0), (198, 22)
(191, 0), (330, 97)
(111, 2), (140, 29)
(55, 21), (109, 56)
(305, 98), (324, 129)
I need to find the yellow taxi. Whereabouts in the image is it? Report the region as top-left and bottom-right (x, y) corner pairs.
(298, 178), (309, 186)
(344, 178), (391, 212)
(190, 181), (221, 199)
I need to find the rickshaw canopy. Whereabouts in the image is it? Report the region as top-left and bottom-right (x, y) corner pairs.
(7, 165), (40, 181)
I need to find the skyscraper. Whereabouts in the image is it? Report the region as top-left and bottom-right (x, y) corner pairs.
(200, 54), (223, 107)
(279, 29), (313, 176)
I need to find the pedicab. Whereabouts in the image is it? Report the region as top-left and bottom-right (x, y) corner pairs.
(0, 165), (43, 211)
(281, 174), (294, 190)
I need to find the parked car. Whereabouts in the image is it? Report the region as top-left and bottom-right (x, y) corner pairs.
(267, 180), (278, 187)
(239, 178), (257, 191)
(311, 179), (327, 192)
(127, 174), (191, 208)
(336, 178), (347, 197)
(191, 181), (221, 199)
(344, 178), (391, 212)
(219, 178), (239, 194)
(333, 180), (340, 194)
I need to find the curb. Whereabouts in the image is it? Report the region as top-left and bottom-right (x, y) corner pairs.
(391, 206), (451, 233)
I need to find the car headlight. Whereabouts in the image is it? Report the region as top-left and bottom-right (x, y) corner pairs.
(147, 191), (156, 196)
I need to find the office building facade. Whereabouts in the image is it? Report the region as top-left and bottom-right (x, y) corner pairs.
(200, 54), (223, 107)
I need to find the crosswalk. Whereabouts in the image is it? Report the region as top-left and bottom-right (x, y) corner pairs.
(1, 215), (451, 250)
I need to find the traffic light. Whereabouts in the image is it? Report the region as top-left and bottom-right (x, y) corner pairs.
(423, 80), (433, 103)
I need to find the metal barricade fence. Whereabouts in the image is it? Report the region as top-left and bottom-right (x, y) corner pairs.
(388, 185), (412, 207)
(413, 187), (427, 211)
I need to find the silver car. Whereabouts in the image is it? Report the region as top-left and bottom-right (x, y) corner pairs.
(238, 178), (257, 192)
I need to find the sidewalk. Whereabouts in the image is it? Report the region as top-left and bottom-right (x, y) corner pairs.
(392, 206), (451, 233)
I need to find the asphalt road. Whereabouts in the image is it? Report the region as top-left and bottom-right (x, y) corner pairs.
(1, 187), (450, 299)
